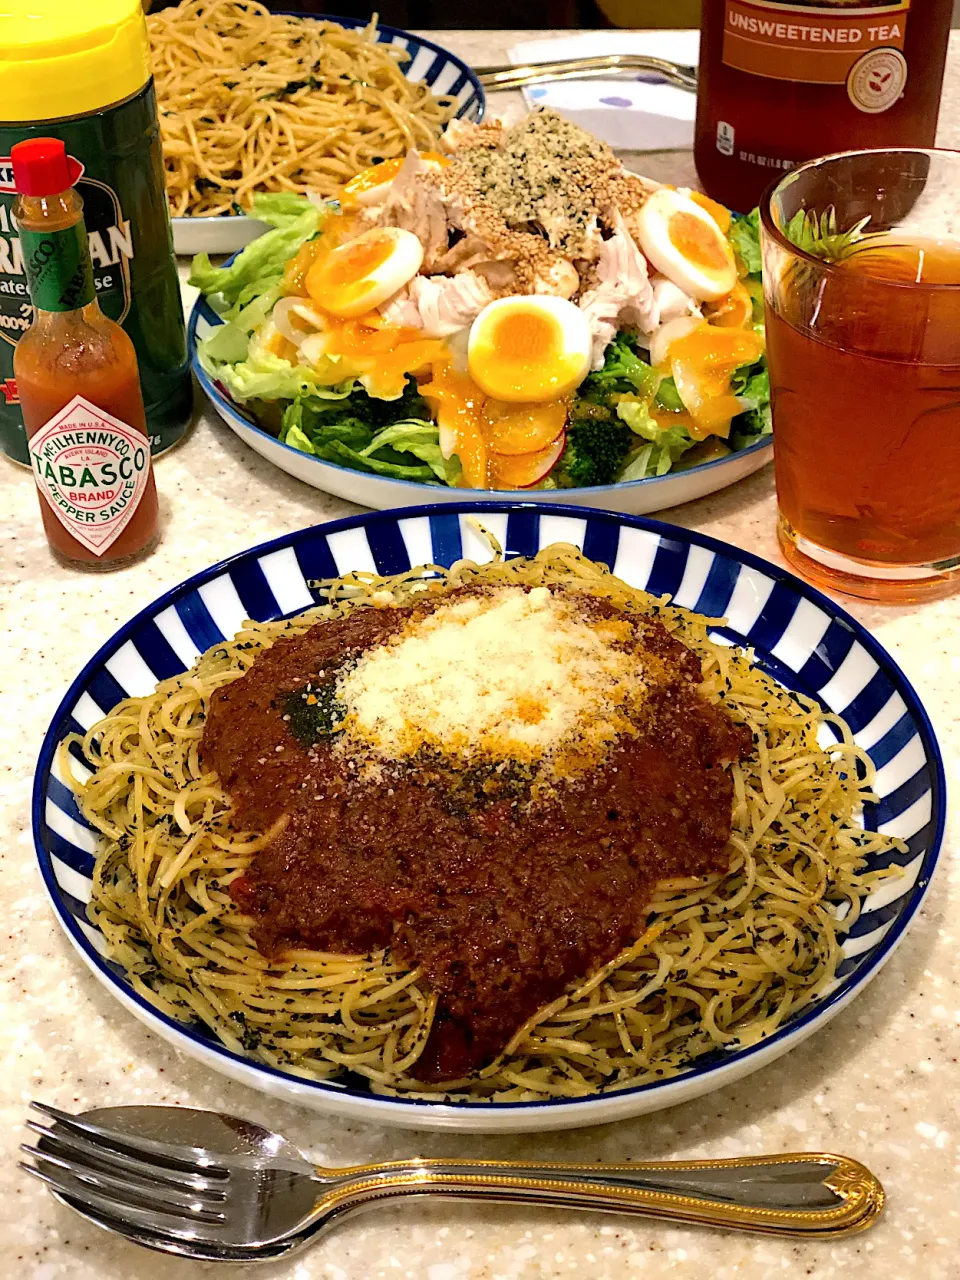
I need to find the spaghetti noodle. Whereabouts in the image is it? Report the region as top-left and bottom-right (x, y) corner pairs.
(66, 544), (900, 1101)
(148, 1), (458, 217)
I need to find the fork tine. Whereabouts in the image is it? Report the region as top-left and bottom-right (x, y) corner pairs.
(19, 1161), (227, 1244)
(25, 1120), (227, 1198)
(29, 1103), (230, 1178)
(21, 1145), (227, 1223)
(44, 1188), (301, 1263)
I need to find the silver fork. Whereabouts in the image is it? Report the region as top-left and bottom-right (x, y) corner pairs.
(474, 55), (698, 94)
(20, 1102), (885, 1262)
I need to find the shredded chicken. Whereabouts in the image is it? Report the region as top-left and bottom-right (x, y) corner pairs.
(577, 215), (658, 368)
(651, 276), (702, 326)
(379, 271), (493, 337)
(352, 114), (704, 367)
(375, 152), (455, 272)
(440, 118), (505, 153)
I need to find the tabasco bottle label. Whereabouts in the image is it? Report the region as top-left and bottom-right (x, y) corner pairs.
(18, 222), (96, 314)
(723, 1), (911, 111)
(29, 395), (151, 556)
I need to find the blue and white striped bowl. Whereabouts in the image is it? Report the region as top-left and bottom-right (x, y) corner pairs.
(171, 16), (485, 257)
(33, 505), (945, 1133)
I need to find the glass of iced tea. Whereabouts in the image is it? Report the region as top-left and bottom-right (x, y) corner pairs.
(760, 149), (960, 602)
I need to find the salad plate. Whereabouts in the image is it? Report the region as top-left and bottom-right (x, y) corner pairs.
(187, 113), (774, 513)
(190, 296), (772, 513)
(34, 503), (944, 1132)
(170, 18), (485, 257)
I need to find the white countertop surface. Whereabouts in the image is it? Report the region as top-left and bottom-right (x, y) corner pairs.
(1, 29), (958, 1280)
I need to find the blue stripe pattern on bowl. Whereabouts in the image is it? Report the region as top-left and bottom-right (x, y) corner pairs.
(33, 504), (945, 1115)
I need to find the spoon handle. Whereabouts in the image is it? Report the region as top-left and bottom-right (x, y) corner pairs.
(322, 1152), (883, 1237)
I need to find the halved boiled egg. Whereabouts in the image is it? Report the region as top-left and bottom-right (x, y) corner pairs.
(305, 227), (423, 318)
(340, 151), (449, 208)
(634, 189), (737, 302)
(467, 296), (591, 403)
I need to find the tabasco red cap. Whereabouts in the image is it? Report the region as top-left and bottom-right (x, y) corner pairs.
(10, 138), (84, 197)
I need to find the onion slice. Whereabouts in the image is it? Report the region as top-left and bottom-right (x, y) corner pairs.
(272, 296), (325, 347)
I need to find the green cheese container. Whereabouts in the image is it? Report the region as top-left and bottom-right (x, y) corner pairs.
(0, 0), (191, 465)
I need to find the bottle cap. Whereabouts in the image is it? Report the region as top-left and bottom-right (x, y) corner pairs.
(0, 0), (150, 124)
(10, 138), (84, 197)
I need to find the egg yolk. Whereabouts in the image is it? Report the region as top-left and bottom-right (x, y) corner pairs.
(688, 191), (732, 236)
(339, 152), (450, 207)
(470, 309), (583, 401)
(340, 157), (406, 205)
(667, 212), (732, 274)
(283, 215), (360, 295)
(306, 231), (396, 314)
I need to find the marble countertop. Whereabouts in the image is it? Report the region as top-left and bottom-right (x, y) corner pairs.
(2, 29), (959, 1280)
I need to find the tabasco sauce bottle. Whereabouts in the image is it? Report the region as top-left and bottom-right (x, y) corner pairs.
(694, 0), (953, 212)
(11, 137), (160, 570)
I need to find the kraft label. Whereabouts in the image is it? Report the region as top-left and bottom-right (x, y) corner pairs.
(723, 0), (911, 101)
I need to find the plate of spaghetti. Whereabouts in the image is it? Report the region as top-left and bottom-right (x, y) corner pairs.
(148, 2), (484, 254)
(33, 505), (944, 1132)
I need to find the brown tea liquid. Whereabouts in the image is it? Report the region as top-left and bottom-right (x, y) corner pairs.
(770, 236), (960, 586)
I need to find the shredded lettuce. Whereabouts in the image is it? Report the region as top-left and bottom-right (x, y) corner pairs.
(616, 398), (696, 478)
(189, 194), (326, 309)
(729, 208), (762, 278)
(202, 345), (355, 405)
(278, 381), (453, 484)
(730, 360), (772, 449)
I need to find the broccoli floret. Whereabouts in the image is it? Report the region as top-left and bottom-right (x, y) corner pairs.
(555, 420), (633, 488)
(300, 375), (430, 429)
(579, 331), (657, 403)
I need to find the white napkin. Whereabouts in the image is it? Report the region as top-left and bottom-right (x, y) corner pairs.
(507, 30), (699, 152)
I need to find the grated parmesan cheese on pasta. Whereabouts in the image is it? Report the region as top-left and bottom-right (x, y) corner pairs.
(335, 586), (649, 771)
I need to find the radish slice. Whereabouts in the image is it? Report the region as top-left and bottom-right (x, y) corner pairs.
(485, 400), (567, 457)
(489, 431), (566, 489)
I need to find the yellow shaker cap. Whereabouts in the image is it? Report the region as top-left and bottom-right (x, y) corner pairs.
(0, 0), (151, 124)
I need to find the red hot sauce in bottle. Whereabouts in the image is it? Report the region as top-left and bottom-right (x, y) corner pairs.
(12, 137), (160, 569)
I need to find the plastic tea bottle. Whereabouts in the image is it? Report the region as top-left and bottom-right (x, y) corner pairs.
(12, 138), (160, 570)
(694, 0), (953, 212)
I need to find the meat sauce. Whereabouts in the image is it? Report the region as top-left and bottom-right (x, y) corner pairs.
(201, 588), (752, 1082)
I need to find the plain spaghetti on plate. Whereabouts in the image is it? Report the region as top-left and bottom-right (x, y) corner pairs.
(148, 0), (458, 217)
(63, 541), (902, 1102)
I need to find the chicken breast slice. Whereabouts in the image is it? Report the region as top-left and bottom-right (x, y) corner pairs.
(577, 214), (659, 368)
(375, 151), (456, 271)
(440, 118), (505, 153)
(651, 275), (701, 325)
(379, 271), (494, 337)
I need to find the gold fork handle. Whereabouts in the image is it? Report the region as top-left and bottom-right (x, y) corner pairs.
(320, 1152), (883, 1238)
(476, 54), (698, 93)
